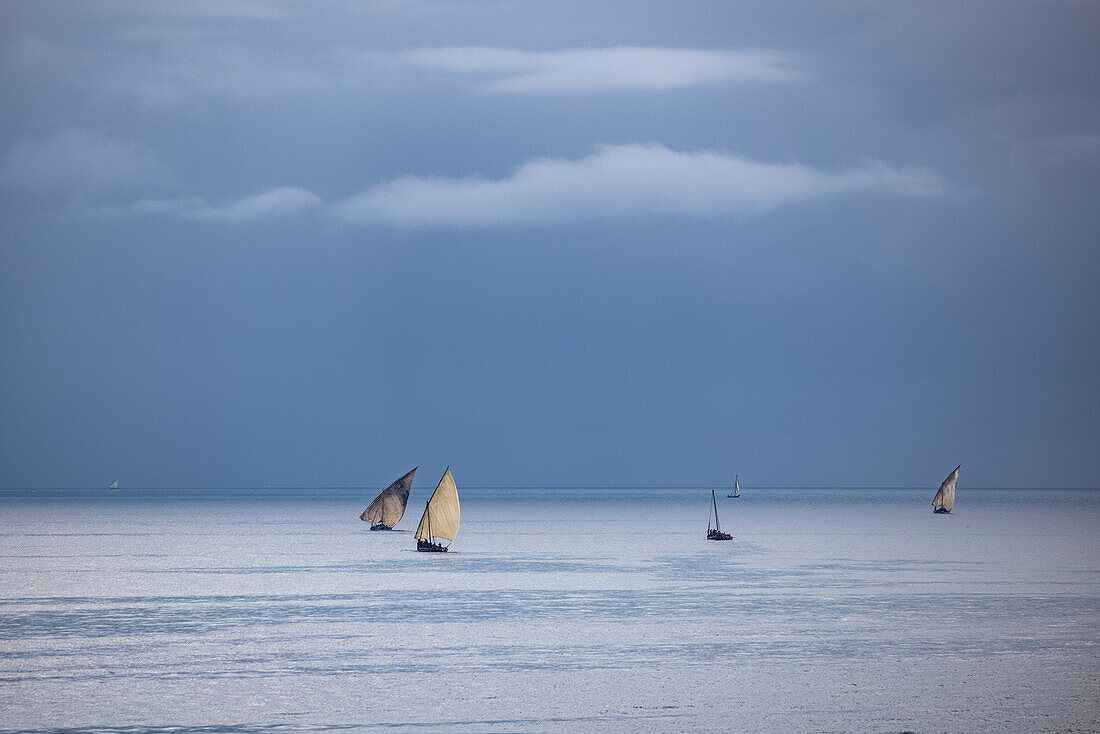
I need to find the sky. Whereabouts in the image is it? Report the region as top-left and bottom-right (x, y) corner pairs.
(1, 0), (1098, 489)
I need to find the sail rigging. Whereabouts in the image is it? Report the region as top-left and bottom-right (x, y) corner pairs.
(932, 466), (959, 513)
(415, 468), (460, 544)
(708, 489), (732, 540)
(360, 467), (417, 528)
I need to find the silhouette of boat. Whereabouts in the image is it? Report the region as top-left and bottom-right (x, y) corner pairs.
(707, 489), (732, 540)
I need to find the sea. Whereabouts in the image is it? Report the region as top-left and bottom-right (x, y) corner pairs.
(0, 486), (1097, 734)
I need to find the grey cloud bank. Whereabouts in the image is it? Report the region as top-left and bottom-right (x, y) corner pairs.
(1, 1), (1097, 488)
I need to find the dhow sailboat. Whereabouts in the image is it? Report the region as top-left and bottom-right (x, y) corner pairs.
(360, 468), (416, 530)
(415, 468), (460, 552)
(932, 466), (959, 514)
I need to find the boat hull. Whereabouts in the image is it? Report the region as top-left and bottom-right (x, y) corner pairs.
(369, 523), (394, 531)
(417, 539), (448, 552)
(932, 507), (951, 514)
(707, 531), (732, 541)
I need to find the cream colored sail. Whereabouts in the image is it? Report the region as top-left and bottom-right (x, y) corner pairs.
(108, 480), (119, 489)
(360, 468), (416, 527)
(932, 466), (959, 511)
(414, 469), (460, 542)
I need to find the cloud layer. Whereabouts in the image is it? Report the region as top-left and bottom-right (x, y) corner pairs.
(11, 33), (801, 104)
(390, 46), (803, 93)
(330, 143), (944, 227)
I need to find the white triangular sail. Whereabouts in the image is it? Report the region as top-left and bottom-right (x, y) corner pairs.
(108, 480), (119, 489)
(414, 469), (460, 542)
(360, 468), (416, 527)
(932, 466), (959, 511)
(733, 476), (741, 497)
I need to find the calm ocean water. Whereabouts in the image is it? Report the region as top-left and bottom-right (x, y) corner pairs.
(1, 487), (1097, 733)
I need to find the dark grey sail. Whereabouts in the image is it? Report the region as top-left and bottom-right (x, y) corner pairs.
(360, 468), (417, 529)
(932, 465), (959, 514)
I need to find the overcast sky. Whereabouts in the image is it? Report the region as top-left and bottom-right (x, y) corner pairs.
(1, 0), (1098, 488)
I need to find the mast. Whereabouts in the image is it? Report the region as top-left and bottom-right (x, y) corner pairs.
(712, 490), (720, 531)
(414, 468), (460, 545)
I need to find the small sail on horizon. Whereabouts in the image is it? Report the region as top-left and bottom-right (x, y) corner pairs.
(727, 475), (741, 498)
(108, 480), (119, 489)
(360, 468), (417, 530)
(415, 468), (460, 552)
(932, 466), (959, 514)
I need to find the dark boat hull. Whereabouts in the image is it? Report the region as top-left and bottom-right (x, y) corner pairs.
(369, 523), (394, 531)
(932, 507), (951, 514)
(417, 539), (448, 552)
(707, 531), (732, 540)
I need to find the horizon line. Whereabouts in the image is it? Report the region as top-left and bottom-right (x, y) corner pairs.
(2, 485), (1098, 491)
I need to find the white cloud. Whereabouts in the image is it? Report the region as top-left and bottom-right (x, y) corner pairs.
(330, 143), (944, 227)
(11, 35), (799, 105)
(107, 145), (941, 228)
(126, 187), (323, 222)
(389, 46), (804, 93)
(1, 129), (172, 197)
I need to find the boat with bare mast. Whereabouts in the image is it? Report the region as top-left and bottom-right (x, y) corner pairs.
(707, 489), (732, 540)
(359, 468), (416, 530)
(932, 465), (959, 514)
(415, 468), (460, 552)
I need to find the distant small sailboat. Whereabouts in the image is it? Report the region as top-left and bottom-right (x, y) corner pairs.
(707, 489), (732, 540)
(727, 475), (741, 499)
(415, 468), (460, 552)
(932, 465), (959, 514)
(108, 480), (119, 489)
(360, 468), (417, 530)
